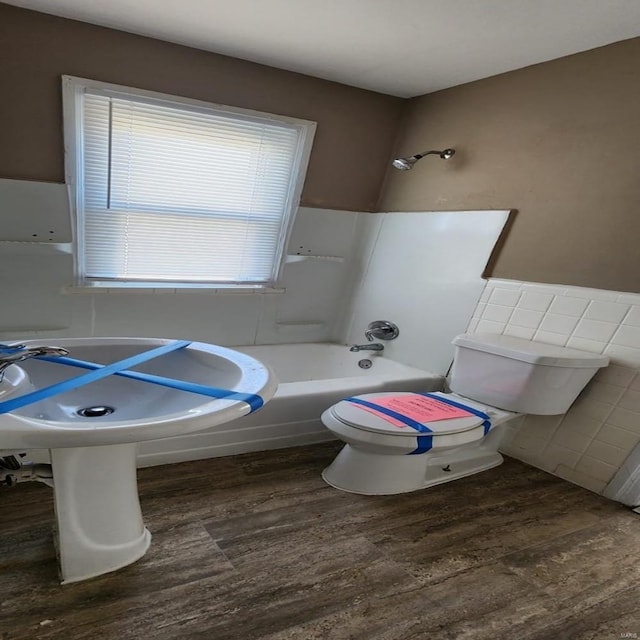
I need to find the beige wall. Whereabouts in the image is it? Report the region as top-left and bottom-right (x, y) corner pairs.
(380, 38), (640, 293)
(0, 3), (403, 212)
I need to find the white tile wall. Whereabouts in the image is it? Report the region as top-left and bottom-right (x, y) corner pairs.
(468, 278), (640, 495)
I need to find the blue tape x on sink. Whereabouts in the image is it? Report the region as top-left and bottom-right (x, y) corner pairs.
(0, 341), (263, 415)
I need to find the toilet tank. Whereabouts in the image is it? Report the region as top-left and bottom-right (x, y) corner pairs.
(449, 333), (609, 415)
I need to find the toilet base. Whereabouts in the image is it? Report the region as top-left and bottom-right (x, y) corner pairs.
(322, 444), (503, 495)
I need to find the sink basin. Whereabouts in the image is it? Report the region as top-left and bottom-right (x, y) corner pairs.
(0, 337), (277, 584)
(0, 337), (277, 449)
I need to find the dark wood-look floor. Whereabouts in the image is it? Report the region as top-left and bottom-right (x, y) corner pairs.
(1, 442), (639, 640)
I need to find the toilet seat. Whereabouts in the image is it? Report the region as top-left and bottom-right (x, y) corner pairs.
(330, 392), (489, 437)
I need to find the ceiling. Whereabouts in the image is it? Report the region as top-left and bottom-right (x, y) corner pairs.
(5, 0), (640, 97)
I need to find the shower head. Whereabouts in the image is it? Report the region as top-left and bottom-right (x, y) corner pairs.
(392, 148), (455, 170)
(392, 156), (419, 171)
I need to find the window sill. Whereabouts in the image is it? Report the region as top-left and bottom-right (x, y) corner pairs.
(62, 284), (286, 295)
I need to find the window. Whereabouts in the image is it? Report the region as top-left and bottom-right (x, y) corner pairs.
(62, 76), (315, 288)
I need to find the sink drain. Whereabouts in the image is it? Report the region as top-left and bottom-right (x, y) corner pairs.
(77, 406), (115, 418)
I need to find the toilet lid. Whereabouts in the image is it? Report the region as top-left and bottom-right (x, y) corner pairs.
(331, 392), (487, 436)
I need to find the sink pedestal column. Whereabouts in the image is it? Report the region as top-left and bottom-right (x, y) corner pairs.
(50, 443), (151, 584)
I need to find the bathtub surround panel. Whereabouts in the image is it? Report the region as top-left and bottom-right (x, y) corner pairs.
(380, 37), (640, 293)
(0, 254), (73, 334)
(468, 278), (640, 495)
(255, 208), (361, 344)
(345, 210), (510, 375)
(0, 179), (74, 332)
(0, 178), (71, 243)
(137, 344), (442, 466)
(0, 201), (507, 361)
(0, 206), (361, 346)
(90, 293), (265, 346)
(331, 211), (386, 343)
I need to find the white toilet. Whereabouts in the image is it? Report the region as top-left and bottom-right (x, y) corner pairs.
(321, 333), (609, 495)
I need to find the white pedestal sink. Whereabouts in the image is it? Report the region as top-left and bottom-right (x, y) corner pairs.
(0, 338), (277, 583)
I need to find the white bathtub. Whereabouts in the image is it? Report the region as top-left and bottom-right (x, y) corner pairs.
(137, 343), (443, 467)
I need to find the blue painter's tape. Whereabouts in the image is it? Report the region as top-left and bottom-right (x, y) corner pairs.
(37, 355), (264, 413)
(344, 397), (432, 433)
(0, 340), (192, 415)
(410, 435), (434, 455)
(418, 392), (492, 435)
(0, 344), (25, 354)
(344, 396), (433, 455)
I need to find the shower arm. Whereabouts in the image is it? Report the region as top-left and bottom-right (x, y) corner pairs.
(415, 150), (444, 159)
(392, 147), (455, 170)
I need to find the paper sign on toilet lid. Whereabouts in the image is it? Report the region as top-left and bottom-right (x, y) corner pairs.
(333, 392), (486, 436)
(362, 394), (473, 424)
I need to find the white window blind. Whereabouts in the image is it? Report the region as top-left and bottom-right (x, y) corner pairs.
(64, 77), (315, 287)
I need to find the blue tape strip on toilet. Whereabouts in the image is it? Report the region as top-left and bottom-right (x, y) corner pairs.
(0, 341), (263, 414)
(418, 392), (492, 435)
(344, 396), (433, 455)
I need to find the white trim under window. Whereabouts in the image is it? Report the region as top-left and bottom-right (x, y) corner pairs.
(62, 76), (316, 289)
